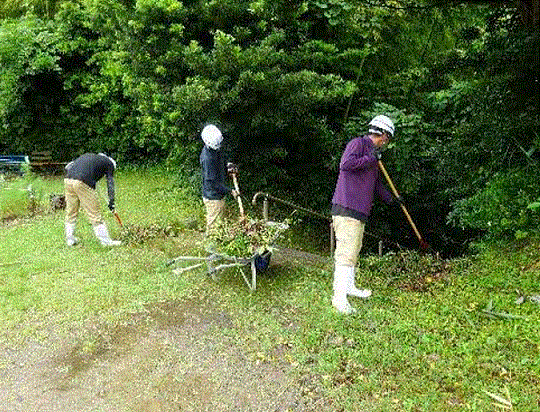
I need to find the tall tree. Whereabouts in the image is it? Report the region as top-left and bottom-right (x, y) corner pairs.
(0, 0), (67, 19)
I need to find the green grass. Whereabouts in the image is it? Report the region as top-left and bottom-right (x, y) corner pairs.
(1, 167), (539, 411)
(0, 173), (45, 219)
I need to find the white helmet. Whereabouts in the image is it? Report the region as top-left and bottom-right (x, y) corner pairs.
(201, 124), (223, 150)
(369, 115), (395, 138)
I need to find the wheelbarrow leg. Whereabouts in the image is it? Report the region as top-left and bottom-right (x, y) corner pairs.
(250, 260), (257, 292)
(206, 254), (218, 280)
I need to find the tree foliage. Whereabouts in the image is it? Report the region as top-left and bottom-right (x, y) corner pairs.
(0, 0), (538, 248)
(0, 0), (69, 19)
(422, 5), (540, 239)
(0, 14), (61, 151)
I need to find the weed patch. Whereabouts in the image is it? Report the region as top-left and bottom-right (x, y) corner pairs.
(0, 174), (44, 220)
(358, 250), (453, 292)
(120, 223), (180, 244)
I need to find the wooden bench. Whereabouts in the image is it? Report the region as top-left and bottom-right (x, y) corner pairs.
(0, 155), (29, 175)
(30, 151), (68, 174)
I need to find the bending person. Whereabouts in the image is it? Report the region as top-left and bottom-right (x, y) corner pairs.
(64, 153), (121, 246)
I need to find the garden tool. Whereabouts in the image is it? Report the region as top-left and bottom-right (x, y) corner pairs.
(98, 185), (123, 227)
(231, 171), (245, 219)
(377, 160), (430, 251)
(112, 209), (123, 227)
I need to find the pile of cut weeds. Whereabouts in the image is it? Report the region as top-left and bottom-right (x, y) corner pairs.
(205, 216), (290, 257)
(120, 223), (180, 244)
(358, 250), (454, 292)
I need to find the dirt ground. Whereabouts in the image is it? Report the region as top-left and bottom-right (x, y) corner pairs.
(0, 249), (333, 412)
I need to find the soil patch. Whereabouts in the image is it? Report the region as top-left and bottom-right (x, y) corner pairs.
(0, 296), (332, 412)
(273, 247), (331, 269)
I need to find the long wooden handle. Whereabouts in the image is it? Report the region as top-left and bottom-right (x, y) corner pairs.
(378, 160), (425, 245)
(231, 173), (245, 218)
(113, 211), (123, 227)
(98, 187), (123, 227)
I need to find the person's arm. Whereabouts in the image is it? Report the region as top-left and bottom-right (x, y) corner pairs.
(375, 178), (394, 204)
(105, 166), (116, 210)
(340, 139), (378, 171)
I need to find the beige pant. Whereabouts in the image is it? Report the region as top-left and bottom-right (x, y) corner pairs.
(203, 198), (226, 233)
(333, 215), (366, 267)
(64, 178), (103, 226)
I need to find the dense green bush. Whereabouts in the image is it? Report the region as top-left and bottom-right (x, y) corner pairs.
(0, 14), (61, 152)
(449, 167), (540, 238)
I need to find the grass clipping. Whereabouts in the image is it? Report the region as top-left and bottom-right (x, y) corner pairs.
(205, 216), (290, 257)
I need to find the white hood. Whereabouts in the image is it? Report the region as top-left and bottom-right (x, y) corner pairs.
(201, 124), (223, 150)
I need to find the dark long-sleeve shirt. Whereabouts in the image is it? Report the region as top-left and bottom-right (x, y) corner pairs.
(65, 153), (115, 202)
(200, 146), (231, 200)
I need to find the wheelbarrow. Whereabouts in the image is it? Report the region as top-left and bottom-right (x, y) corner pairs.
(166, 249), (272, 291)
(167, 221), (288, 291)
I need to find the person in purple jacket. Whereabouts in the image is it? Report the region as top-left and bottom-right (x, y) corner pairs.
(331, 115), (397, 314)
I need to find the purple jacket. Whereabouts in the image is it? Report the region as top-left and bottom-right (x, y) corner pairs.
(332, 135), (393, 217)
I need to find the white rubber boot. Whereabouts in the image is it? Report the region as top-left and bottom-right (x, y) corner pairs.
(93, 223), (121, 246)
(331, 265), (356, 314)
(65, 222), (79, 246)
(347, 266), (372, 298)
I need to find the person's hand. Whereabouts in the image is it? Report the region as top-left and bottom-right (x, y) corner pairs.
(108, 199), (115, 211)
(374, 150), (382, 160)
(227, 162), (239, 175)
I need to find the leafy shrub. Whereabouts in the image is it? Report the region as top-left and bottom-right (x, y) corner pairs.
(0, 15), (62, 151)
(448, 167), (540, 239)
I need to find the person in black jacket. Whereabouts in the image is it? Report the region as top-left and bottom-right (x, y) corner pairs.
(64, 153), (121, 246)
(200, 124), (238, 233)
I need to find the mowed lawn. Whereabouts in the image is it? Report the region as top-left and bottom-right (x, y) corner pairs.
(1, 168), (539, 411)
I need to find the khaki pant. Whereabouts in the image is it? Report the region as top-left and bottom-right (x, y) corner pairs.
(64, 178), (103, 226)
(333, 215), (366, 267)
(203, 198), (225, 233)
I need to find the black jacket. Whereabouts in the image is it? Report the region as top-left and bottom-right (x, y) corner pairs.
(65, 153), (115, 202)
(200, 146), (230, 200)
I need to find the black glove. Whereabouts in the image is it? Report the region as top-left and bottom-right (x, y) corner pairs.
(374, 150), (382, 160)
(108, 199), (115, 211)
